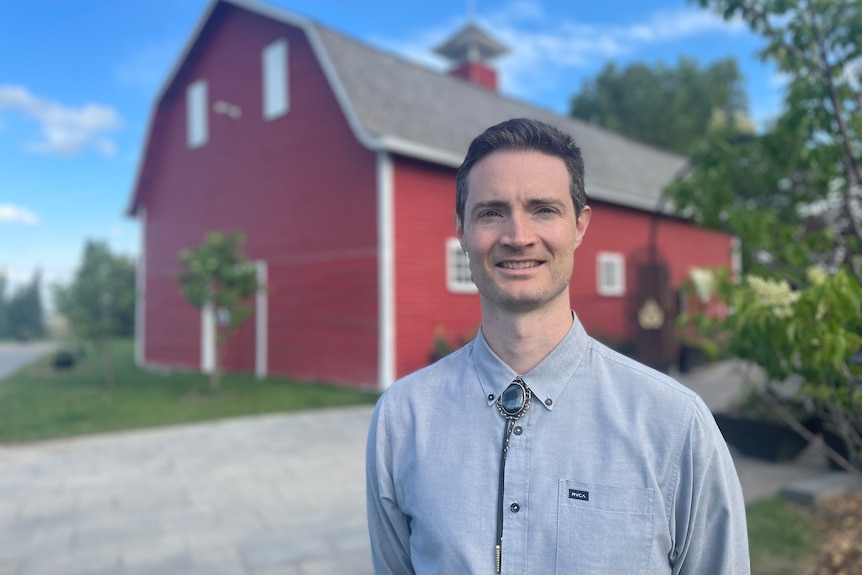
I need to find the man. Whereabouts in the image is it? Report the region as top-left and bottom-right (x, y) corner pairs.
(366, 118), (750, 574)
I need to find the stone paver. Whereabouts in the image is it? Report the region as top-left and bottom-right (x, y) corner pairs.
(0, 407), (374, 575)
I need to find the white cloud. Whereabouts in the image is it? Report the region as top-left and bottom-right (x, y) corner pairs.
(0, 204), (39, 225)
(371, 0), (748, 102)
(0, 85), (122, 157)
(480, 1), (747, 96)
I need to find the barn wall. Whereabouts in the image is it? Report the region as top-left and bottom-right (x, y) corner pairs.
(138, 4), (379, 386)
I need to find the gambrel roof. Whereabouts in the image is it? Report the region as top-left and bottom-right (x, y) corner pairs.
(129, 0), (689, 215)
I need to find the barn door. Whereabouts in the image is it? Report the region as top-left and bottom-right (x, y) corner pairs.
(632, 260), (675, 372)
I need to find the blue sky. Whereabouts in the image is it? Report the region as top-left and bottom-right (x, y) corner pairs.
(0, 0), (782, 299)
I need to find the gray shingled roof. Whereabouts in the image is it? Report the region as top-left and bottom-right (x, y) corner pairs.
(311, 21), (689, 212)
(132, 0), (688, 216)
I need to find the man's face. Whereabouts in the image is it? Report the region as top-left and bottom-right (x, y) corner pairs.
(457, 150), (590, 314)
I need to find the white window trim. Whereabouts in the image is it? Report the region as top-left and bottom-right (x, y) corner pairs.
(597, 252), (626, 297)
(187, 80), (208, 149)
(446, 237), (477, 294)
(262, 39), (288, 121)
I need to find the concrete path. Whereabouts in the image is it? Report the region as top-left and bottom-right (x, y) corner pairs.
(0, 355), (857, 575)
(0, 342), (57, 379)
(0, 408), (373, 575)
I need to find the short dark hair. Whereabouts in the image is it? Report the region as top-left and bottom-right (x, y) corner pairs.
(455, 118), (587, 225)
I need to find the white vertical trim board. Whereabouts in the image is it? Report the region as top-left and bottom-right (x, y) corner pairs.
(201, 302), (215, 373)
(377, 151), (395, 390)
(134, 207), (147, 367)
(255, 260), (268, 379)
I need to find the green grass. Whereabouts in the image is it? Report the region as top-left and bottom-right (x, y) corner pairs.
(748, 497), (819, 575)
(0, 339), (379, 443)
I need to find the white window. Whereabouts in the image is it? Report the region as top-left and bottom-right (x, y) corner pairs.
(262, 39), (288, 120)
(597, 252), (625, 297)
(186, 80), (208, 149)
(446, 238), (477, 294)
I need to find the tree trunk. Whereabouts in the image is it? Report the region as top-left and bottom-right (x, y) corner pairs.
(210, 338), (221, 393)
(100, 338), (115, 389)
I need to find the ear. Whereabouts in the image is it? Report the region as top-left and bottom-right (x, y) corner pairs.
(455, 212), (465, 248)
(573, 205), (591, 249)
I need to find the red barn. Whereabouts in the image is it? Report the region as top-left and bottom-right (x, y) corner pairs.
(127, 0), (737, 389)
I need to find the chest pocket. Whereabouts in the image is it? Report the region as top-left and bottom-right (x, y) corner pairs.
(556, 480), (655, 574)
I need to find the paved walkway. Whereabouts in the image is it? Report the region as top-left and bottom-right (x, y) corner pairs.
(0, 356), (857, 574)
(0, 408), (373, 575)
(0, 342), (57, 379)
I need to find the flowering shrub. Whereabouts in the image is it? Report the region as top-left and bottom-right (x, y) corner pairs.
(687, 267), (862, 467)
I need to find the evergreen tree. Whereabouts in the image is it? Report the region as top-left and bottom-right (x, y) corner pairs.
(55, 241), (137, 388)
(5, 271), (46, 341)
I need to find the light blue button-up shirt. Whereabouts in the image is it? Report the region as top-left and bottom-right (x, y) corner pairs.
(366, 316), (750, 574)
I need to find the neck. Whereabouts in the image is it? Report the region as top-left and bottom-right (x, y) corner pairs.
(480, 298), (573, 375)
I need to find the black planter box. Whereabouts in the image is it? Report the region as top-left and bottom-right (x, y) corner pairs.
(713, 413), (816, 462)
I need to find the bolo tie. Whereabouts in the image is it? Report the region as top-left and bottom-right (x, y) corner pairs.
(494, 376), (532, 573)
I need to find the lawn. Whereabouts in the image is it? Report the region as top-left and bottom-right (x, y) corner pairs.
(0, 339), (379, 443)
(748, 497), (819, 575)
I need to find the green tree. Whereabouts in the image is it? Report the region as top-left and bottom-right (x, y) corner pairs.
(676, 0), (862, 467)
(570, 57), (749, 154)
(5, 271), (46, 341)
(55, 241), (137, 388)
(681, 0), (862, 279)
(178, 231), (258, 392)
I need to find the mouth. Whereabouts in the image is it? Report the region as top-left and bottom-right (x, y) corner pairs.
(497, 260), (542, 270)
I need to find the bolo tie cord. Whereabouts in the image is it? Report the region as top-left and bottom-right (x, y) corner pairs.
(494, 377), (531, 573)
(496, 418), (515, 573)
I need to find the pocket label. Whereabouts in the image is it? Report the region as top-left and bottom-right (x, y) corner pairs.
(568, 489), (589, 501)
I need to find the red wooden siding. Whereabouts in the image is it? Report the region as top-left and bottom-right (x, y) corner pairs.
(138, 4), (379, 385)
(393, 156), (482, 378)
(392, 157), (734, 376)
(572, 201), (733, 342)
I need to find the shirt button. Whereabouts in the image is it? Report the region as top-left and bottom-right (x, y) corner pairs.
(510, 502), (520, 513)
(545, 398), (553, 406)
(513, 426), (523, 435)
(488, 394), (495, 401)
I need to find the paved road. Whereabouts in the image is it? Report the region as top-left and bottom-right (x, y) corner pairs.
(0, 354), (854, 575)
(0, 342), (57, 380)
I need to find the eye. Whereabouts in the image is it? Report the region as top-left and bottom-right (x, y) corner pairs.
(536, 206), (558, 215)
(478, 209), (502, 219)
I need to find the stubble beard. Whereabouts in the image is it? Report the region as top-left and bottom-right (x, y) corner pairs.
(473, 264), (572, 314)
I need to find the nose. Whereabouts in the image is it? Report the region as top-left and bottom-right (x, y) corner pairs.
(500, 212), (536, 248)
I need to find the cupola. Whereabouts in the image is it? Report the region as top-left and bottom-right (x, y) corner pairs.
(434, 23), (508, 91)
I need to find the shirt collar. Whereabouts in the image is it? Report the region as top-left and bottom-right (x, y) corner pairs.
(472, 312), (589, 411)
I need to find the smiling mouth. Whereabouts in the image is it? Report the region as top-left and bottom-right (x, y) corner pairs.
(498, 261), (541, 269)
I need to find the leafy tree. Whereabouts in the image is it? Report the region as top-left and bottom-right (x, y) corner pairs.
(676, 0), (862, 467)
(570, 57), (749, 154)
(5, 270), (46, 341)
(55, 241), (137, 388)
(679, 0), (862, 279)
(178, 231), (258, 392)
